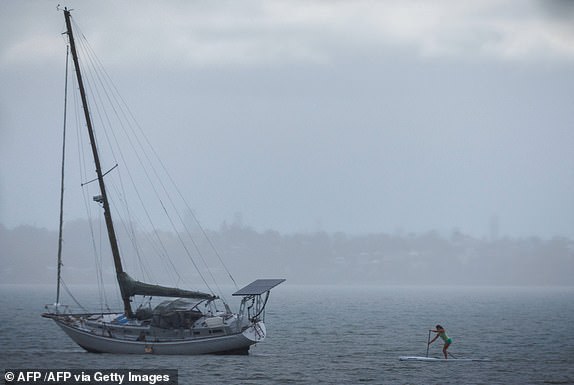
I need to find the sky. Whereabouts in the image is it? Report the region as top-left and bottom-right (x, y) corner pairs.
(1, 0), (574, 239)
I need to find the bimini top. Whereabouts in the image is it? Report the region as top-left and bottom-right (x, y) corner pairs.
(232, 279), (285, 296)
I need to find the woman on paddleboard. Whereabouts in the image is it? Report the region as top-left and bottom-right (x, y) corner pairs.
(429, 324), (452, 359)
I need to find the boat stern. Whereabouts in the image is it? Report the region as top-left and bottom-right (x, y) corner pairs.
(242, 321), (267, 342)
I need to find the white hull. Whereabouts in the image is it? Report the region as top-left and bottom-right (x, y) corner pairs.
(52, 318), (265, 355)
(43, 280), (283, 355)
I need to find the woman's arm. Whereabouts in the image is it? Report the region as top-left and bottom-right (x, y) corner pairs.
(428, 334), (439, 344)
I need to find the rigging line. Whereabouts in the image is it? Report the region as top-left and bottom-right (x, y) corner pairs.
(158, 197), (215, 295)
(75, 112), (107, 311)
(73, 27), (139, 208)
(56, 44), (70, 305)
(71, 69), (86, 190)
(75, 29), (132, 272)
(115, 194), (153, 282)
(136, 127), (238, 290)
(93, 89), (219, 294)
(119, 115), (229, 296)
(120, 126), (226, 294)
(80, 83), (157, 283)
(146, 171), (224, 295)
(71, 71), (109, 311)
(108, 160), (181, 284)
(103, 160), (183, 284)
(74, 32), (183, 286)
(72, 26), (169, 286)
(74, 32), (134, 179)
(105, 182), (155, 283)
(109, 164), (184, 284)
(102, 124), (188, 284)
(177, 214), (225, 298)
(76, 33), (120, 168)
(61, 278), (88, 313)
(72, 27), (156, 307)
(187, 208), (239, 290)
(75, 34), (112, 167)
(72, 19), (226, 296)
(117, 124), (228, 293)
(128, 121), (236, 292)
(113, 143), (190, 287)
(68, 42), (108, 310)
(80, 164), (118, 186)
(96, 99), (187, 285)
(85, 36), (238, 292)
(96, 209), (106, 313)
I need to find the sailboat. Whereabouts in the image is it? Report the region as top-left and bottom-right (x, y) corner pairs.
(42, 8), (284, 355)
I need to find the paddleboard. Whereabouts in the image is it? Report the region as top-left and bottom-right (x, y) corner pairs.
(399, 356), (488, 362)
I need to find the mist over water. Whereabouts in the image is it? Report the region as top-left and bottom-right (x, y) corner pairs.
(1, 221), (572, 288)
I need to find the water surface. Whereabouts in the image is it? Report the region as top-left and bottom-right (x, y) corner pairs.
(1, 285), (573, 384)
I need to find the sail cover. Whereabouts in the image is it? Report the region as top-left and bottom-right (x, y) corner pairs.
(118, 272), (216, 300)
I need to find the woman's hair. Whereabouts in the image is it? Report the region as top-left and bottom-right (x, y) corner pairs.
(436, 324), (443, 330)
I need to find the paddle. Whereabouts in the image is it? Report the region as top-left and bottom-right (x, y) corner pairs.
(426, 329), (431, 357)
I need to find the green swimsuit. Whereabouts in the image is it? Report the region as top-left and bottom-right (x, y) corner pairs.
(439, 331), (453, 344)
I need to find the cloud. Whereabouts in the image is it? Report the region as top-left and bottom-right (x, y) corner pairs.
(5, 0), (571, 71)
(137, 0), (574, 65)
(1, 35), (63, 67)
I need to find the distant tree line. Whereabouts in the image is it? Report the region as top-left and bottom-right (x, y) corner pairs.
(1, 222), (572, 286)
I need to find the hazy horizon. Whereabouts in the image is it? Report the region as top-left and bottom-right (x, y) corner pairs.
(0, 215), (572, 241)
(2, 219), (572, 288)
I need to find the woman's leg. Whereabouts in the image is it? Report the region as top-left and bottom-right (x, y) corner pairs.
(443, 342), (450, 359)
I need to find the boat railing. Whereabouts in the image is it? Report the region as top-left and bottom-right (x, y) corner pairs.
(43, 303), (70, 315)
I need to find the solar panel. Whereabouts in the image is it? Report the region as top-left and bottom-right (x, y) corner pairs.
(232, 279), (285, 296)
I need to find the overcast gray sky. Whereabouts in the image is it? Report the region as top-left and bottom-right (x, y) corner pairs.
(1, 0), (573, 238)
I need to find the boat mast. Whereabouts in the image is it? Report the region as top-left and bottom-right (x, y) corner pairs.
(63, 9), (133, 318)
